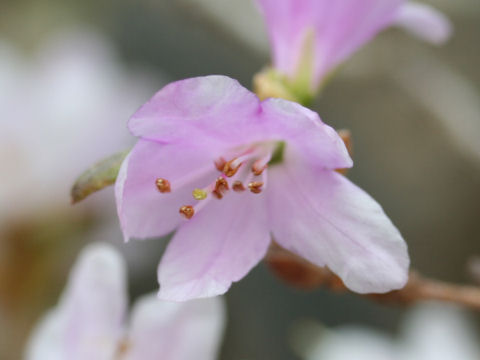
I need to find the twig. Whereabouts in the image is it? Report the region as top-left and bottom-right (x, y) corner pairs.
(265, 244), (480, 310)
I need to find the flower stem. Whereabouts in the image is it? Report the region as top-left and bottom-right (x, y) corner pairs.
(266, 243), (480, 311)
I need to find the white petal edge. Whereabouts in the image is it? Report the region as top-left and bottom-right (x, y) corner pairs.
(394, 2), (452, 45)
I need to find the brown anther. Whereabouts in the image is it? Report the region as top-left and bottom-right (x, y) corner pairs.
(214, 157), (227, 172)
(215, 177), (229, 192)
(232, 181), (246, 192)
(223, 159), (241, 177)
(212, 190), (223, 199)
(248, 181), (263, 194)
(179, 205), (194, 219)
(252, 163), (267, 176)
(155, 178), (171, 193)
(212, 177), (229, 199)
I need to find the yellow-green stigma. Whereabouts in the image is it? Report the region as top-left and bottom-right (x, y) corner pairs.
(192, 188), (208, 200)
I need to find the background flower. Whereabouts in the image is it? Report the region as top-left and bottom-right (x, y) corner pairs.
(255, 0), (451, 97)
(297, 303), (480, 360)
(26, 243), (226, 360)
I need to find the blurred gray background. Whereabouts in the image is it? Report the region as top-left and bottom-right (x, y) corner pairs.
(0, 0), (479, 359)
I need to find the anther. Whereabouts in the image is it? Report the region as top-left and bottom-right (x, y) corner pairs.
(192, 188), (207, 200)
(179, 205), (194, 219)
(223, 159), (242, 177)
(214, 157), (227, 172)
(213, 177), (229, 199)
(215, 177), (229, 192)
(232, 181), (246, 192)
(248, 181), (263, 194)
(252, 162), (267, 176)
(155, 178), (171, 193)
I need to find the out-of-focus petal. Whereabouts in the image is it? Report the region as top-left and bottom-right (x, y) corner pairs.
(306, 327), (395, 360)
(261, 98), (353, 170)
(394, 2), (452, 45)
(25, 309), (65, 360)
(255, 0), (316, 78)
(128, 75), (262, 148)
(115, 139), (217, 240)
(158, 192), (270, 301)
(126, 295), (226, 360)
(267, 153), (409, 293)
(25, 243), (128, 360)
(400, 304), (480, 360)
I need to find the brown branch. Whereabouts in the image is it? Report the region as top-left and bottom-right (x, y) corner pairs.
(265, 244), (480, 310)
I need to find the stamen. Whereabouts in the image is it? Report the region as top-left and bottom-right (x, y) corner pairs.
(179, 205), (195, 219)
(214, 157), (227, 172)
(212, 177), (229, 199)
(192, 188), (207, 200)
(155, 178), (171, 193)
(232, 181), (246, 192)
(223, 151), (260, 177)
(252, 162), (267, 176)
(252, 154), (271, 176)
(248, 181), (263, 194)
(223, 159), (242, 177)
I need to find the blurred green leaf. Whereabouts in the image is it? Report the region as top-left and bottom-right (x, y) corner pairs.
(70, 149), (129, 204)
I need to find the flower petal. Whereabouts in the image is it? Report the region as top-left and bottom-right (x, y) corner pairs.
(25, 243), (127, 360)
(267, 155), (409, 293)
(125, 295), (226, 360)
(394, 2), (452, 45)
(158, 192), (271, 301)
(128, 75), (262, 147)
(115, 139), (217, 240)
(260, 98), (352, 170)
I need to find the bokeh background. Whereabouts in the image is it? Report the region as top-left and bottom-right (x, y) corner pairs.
(1, 0), (479, 359)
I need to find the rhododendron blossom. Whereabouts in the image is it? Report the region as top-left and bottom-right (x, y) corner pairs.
(26, 243), (225, 360)
(256, 0), (452, 93)
(115, 75), (409, 301)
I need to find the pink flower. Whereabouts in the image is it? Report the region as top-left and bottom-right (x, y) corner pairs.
(256, 0), (452, 93)
(25, 243), (225, 360)
(115, 75), (409, 301)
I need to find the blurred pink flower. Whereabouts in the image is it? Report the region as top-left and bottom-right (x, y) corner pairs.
(25, 243), (226, 360)
(0, 29), (158, 221)
(115, 75), (409, 301)
(256, 0), (452, 91)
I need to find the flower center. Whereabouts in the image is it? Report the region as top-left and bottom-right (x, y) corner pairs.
(154, 142), (280, 220)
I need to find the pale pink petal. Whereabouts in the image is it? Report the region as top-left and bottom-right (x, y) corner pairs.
(256, 0), (317, 78)
(261, 98), (352, 170)
(26, 243), (127, 360)
(128, 75), (262, 147)
(394, 2), (452, 45)
(115, 139), (218, 240)
(267, 153), (409, 293)
(125, 295), (225, 360)
(158, 192), (271, 301)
